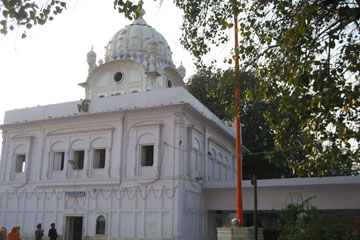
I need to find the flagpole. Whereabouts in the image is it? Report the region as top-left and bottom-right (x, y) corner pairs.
(234, 3), (244, 227)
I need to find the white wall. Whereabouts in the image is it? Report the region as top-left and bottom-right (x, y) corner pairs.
(204, 176), (360, 211)
(0, 89), (237, 240)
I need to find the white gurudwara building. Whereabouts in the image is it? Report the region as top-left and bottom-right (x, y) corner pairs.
(1, 4), (360, 240)
(0, 6), (237, 240)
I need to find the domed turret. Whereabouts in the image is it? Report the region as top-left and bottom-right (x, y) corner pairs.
(87, 47), (97, 74)
(177, 61), (186, 79)
(87, 47), (96, 64)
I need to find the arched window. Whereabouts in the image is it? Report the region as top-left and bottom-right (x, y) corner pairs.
(212, 149), (218, 180)
(191, 138), (201, 172)
(96, 215), (106, 235)
(13, 144), (27, 173)
(218, 153), (223, 181)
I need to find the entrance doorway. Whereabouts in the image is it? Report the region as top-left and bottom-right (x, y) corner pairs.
(66, 216), (83, 240)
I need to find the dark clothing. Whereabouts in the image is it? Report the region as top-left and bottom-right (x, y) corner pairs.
(35, 229), (44, 240)
(0, 227), (6, 240)
(48, 228), (58, 240)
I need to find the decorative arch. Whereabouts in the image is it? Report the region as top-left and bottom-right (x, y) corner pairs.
(50, 140), (66, 150)
(193, 137), (200, 150)
(136, 132), (156, 146)
(163, 67), (185, 87)
(213, 149), (220, 180)
(208, 148), (217, 181)
(225, 156), (230, 181)
(211, 149), (217, 160)
(69, 138), (86, 151)
(127, 121), (163, 182)
(90, 137), (107, 170)
(191, 137), (201, 175)
(13, 144), (26, 173)
(96, 215), (106, 235)
(13, 144), (26, 154)
(90, 137), (107, 149)
(69, 138), (87, 171)
(218, 152), (224, 181)
(136, 133), (156, 168)
(9, 136), (32, 182)
(218, 152), (223, 163)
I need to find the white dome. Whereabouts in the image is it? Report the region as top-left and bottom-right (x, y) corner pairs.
(87, 47), (96, 65)
(79, 4), (186, 99)
(104, 10), (174, 70)
(177, 62), (186, 78)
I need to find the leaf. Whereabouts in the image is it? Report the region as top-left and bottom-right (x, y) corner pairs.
(2, 10), (9, 18)
(298, 26), (306, 35)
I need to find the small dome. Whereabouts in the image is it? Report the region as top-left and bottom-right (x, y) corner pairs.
(104, 6), (174, 70)
(87, 47), (97, 65)
(177, 62), (186, 78)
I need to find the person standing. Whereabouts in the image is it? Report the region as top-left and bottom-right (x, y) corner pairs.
(0, 227), (7, 240)
(35, 223), (44, 240)
(7, 226), (19, 240)
(48, 223), (58, 240)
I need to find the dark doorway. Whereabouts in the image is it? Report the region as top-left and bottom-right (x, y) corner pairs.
(66, 216), (83, 240)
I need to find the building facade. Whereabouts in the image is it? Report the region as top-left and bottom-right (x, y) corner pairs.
(1, 4), (359, 240)
(0, 6), (236, 240)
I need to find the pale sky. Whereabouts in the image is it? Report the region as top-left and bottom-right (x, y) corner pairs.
(0, 0), (235, 161)
(0, 1), (199, 126)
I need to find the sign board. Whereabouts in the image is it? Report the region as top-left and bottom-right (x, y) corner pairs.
(65, 191), (86, 197)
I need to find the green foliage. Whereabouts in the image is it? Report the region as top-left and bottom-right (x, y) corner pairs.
(0, 0), (142, 37)
(176, 0), (360, 176)
(187, 68), (295, 179)
(113, 0), (142, 20)
(187, 66), (357, 178)
(0, 0), (67, 38)
(236, 0), (360, 176)
(242, 100), (295, 179)
(279, 198), (348, 240)
(186, 68), (230, 121)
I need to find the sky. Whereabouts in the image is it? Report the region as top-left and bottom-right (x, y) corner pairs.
(0, 1), (201, 127)
(0, 0), (235, 161)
